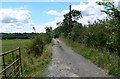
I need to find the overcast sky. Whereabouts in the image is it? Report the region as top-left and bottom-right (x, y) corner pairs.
(0, 0), (120, 33)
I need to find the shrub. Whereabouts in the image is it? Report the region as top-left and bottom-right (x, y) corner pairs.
(29, 35), (44, 56)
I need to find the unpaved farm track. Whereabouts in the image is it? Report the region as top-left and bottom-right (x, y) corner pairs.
(46, 39), (110, 77)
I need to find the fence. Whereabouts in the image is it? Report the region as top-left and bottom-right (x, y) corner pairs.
(0, 47), (22, 79)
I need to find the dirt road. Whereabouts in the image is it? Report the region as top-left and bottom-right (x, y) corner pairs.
(46, 39), (109, 77)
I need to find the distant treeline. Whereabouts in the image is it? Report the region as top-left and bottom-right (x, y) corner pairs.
(1, 33), (36, 39)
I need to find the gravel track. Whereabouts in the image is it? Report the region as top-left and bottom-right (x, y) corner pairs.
(46, 39), (110, 77)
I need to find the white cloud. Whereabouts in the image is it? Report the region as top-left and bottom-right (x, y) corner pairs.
(0, 8), (63, 33)
(71, 0), (108, 25)
(0, 8), (35, 33)
(46, 0), (119, 25)
(1, 8), (31, 23)
(1, 0), (119, 33)
(54, 17), (64, 21)
(46, 10), (69, 16)
(61, 10), (69, 15)
(114, 0), (120, 6)
(46, 10), (62, 16)
(36, 21), (57, 33)
(36, 17), (63, 33)
(45, 0), (108, 25)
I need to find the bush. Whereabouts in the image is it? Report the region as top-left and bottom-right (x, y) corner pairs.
(28, 33), (52, 57)
(43, 35), (52, 44)
(29, 35), (44, 56)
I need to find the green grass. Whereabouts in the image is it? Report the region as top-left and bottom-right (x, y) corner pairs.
(2, 39), (30, 53)
(22, 44), (52, 77)
(60, 38), (120, 78)
(0, 40), (2, 79)
(2, 39), (31, 66)
(1, 39), (52, 77)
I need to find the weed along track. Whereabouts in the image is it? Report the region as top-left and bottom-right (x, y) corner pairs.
(46, 39), (110, 77)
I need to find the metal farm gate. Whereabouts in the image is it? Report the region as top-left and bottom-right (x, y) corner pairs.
(0, 47), (22, 79)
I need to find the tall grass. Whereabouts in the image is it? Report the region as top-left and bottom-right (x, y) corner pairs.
(0, 39), (2, 79)
(2, 39), (52, 77)
(22, 44), (52, 77)
(60, 38), (120, 78)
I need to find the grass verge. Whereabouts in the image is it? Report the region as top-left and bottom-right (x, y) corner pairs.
(2, 39), (52, 77)
(22, 43), (52, 77)
(60, 38), (120, 78)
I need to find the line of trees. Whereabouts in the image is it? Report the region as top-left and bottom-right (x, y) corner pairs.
(1, 33), (36, 39)
(53, 0), (120, 56)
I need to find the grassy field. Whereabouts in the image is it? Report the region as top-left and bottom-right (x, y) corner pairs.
(0, 40), (2, 79)
(1, 39), (52, 77)
(2, 39), (30, 53)
(2, 39), (31, 66)
(60, 38), (120, 78)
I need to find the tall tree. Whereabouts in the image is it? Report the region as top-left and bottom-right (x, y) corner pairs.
(97, 0), (120, 55)
(46, 27), (53, 36)
(63, 9), (82, 37)
(45, 26), (53, 43)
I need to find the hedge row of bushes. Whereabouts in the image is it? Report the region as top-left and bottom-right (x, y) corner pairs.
(29, 27), (53, 56)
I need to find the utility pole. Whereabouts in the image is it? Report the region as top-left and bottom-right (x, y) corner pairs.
(69, 5), (72, 32)
(69, 5), (72, 27)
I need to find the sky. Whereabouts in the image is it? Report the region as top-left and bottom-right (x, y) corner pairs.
(0, 0), (120, 33)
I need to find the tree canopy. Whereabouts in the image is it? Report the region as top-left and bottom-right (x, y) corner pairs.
(53, 0), (120, 56)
